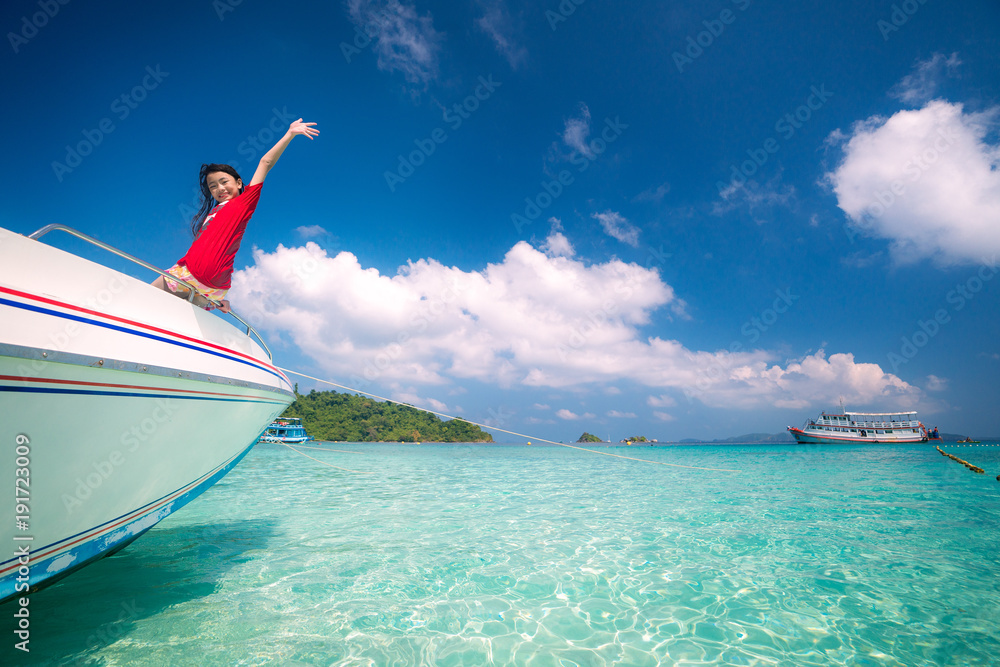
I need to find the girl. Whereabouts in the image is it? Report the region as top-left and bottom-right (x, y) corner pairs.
(153, 117), (320, 312)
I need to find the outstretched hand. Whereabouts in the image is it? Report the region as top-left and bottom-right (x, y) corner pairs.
(289, 118), (320, 140)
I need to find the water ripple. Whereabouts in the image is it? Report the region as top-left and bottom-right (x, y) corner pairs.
(16, 442), (1000, 666)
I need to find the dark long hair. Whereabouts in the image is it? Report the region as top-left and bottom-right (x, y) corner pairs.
(190, 163), (244, 237)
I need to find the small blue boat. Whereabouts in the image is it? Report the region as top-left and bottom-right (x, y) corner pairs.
(259, 417), (314, 443)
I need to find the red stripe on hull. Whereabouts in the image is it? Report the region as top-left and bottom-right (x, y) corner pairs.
(0, 285), (287, 383)
(0, 374), (268, 400)
(787, 427), (927, 444)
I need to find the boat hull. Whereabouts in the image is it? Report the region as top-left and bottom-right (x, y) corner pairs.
(787, 427), (928, 445)
(0, 227), (293, 603)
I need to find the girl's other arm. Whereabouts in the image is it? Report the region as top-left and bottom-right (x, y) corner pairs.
(249, 118), (319, 187)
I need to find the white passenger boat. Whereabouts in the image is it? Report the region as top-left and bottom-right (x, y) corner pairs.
(787, 410), (929, 444)
(259, 417), (314, 443)
(0, 225), (293, 604)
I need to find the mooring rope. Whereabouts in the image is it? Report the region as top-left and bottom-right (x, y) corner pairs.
(291, 444), (366, 455)
(281, 443), (373, 474)
(275, 366), (738, 473)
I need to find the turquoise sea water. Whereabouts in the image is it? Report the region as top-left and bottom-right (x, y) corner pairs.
(9, 441), (1000, 666)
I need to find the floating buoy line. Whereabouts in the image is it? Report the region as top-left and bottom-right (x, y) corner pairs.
(275, 366), (738, 473)
(936, 445), (993, 477)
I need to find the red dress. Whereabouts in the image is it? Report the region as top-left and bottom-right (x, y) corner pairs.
(178, 183), (263, 289)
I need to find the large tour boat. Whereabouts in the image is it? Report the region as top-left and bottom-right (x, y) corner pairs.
(787, 410), (929, 444)
(0, 224), (293, 604)
(259, 417), (314, 443)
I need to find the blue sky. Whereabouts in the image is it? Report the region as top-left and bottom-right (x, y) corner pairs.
(2, 0), (999, 441)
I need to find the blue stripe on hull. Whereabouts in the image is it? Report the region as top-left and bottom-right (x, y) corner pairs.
(0, 295), (286, 383)
(0, 384), (287, 404)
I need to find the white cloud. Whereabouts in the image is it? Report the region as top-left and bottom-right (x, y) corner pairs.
(230, 240), (921, 412)
(525, 416), (553, 425)
(541, 218), (574, 257)
(607, 410), (636, 418)
(653, 411), (675, 422)
(889, 52), (961, 105)
(392, 389), (452, 413)
(714, 173), (795, 217)
(346, 0), (442, 84)
(592, 210), (640, 247)
(542, 231), (574, 257)
(556, 409), (594, 420)
(825, 99), (1000, 265)
(562, 104), (594, 159)
(683, 349), (920, 411)
(475, 0), (527, 69)
(634, 182), (671, 203)
(295, 224), (330, 239)
(647, 394), (676, 408)
(924, 375), (948, 392)
(841, 250), (884, 269)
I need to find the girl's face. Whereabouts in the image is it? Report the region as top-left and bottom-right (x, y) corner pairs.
(206, 172), (243, 204)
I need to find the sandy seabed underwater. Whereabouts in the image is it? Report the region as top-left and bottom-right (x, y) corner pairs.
(7, 441), (1000, 666)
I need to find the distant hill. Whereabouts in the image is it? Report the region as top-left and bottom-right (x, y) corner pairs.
(935, 432), (998, 442)
(717, 432), (796, 443)
(679, 432), (796, 444)
(281, 390), (492, 443)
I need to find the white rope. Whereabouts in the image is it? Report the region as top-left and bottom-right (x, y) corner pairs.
(276, 366), (739, 473)
(281, 443), (373, 474)
(292, 444), (365, 455)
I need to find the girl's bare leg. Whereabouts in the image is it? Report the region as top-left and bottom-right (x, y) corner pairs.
(152, 275), (227, 311)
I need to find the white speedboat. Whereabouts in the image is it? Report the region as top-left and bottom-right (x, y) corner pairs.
(787, 409), (929, 444)
(0, 225), (293, 604)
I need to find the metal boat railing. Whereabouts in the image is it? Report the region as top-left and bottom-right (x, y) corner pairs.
(28, 224), (273, 361)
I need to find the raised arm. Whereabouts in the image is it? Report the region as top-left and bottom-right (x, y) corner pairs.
(249, 118), (320, 187)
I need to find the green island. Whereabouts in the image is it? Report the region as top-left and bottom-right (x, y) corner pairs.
(576, 432), (603, 443)
(280, 389), (493, 443)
